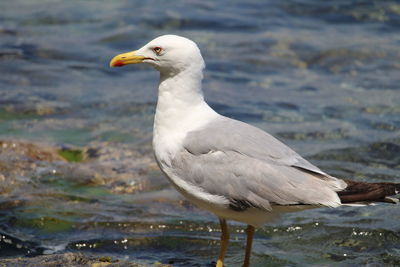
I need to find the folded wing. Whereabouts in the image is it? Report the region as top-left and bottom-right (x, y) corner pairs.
(171, 116), (347, 210)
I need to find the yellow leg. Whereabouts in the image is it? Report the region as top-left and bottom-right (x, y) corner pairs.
(243, 225), (255, 267)
(216, 218), (229, 267)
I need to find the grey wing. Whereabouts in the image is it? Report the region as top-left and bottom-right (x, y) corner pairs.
(174, 116), (347, 210)
(185, 116), (329, 176)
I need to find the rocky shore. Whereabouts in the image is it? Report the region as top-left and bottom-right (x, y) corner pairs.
(0, 252), (172, 267)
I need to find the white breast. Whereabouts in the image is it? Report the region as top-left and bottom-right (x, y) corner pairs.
(153, 99), (217, 167)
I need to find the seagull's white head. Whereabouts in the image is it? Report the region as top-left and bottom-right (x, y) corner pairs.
(110, 35), (205, 76)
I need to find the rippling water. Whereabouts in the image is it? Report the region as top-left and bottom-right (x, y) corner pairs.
(1, 0), (400, 266)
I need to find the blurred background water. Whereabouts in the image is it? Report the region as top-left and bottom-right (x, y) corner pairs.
(0, 0), (400, 266)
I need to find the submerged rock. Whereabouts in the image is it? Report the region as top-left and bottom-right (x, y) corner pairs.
(0, 139), (181, 266)
(0, 139), (159, 196)
(0, 139), (65, 194)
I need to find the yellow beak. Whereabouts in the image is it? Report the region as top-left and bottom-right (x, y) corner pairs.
(109, 50), (145, 67)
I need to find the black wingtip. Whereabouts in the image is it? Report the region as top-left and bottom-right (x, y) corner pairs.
(338, 180), (400, 204)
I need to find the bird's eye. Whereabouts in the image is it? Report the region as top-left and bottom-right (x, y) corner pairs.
(153, 46), (162, 55)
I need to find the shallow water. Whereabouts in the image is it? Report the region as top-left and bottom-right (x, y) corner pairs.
(1, 0), (400, 266)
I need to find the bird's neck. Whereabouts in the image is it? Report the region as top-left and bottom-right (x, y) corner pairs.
(155, 67), (207, 126)
(153, 68), (218, 163)
(158, 67), (205, 104)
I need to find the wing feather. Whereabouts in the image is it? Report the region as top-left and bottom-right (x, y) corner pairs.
(173, 116), (347, 209)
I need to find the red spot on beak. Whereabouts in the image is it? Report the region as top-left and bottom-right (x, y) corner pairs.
(113, 60), (125, 67)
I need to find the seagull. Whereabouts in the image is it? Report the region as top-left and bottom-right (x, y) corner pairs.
(110, 35), (400, 267)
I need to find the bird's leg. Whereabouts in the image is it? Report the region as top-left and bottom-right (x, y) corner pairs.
(242, 225), (255, 267)
(216, 218), (229, 267)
